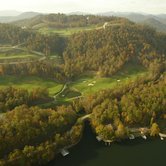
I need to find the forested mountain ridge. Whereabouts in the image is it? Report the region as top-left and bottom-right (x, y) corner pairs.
(99, 12), (166, 33)
(63, 23), (166, 78)
(0, 23), (66, 56)
(0, 12), (40, 23)
(12, 13), (127, 29)
(0, 18), (166, 81)
(1, 11), (165, 33)
(142, 18), (166, 33)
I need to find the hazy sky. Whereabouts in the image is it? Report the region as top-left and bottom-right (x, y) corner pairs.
(1, 0), (166, 14)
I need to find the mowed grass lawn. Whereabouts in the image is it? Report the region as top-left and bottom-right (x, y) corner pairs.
(38, 23), (124, 36)
(0, 54), (39, 60)
(0, 76), (63, 96)
(38, 26), (97, 36)
(70, 63), (148, 95)
(0, 62), (148, 103)
(0, 47), (42, 61)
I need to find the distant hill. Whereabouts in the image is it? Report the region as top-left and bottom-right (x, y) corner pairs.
(2, 11), (166, 33)
(0, 12), (41, 23)
(142, 18), (166, 32)
(17, 12), (41, 19)
(99, 12), (166, 33)
(0, 10), (21, 16)
(12, 13), (127, 30)
(157, 14), (166, 19)
(99, 12), (150, 22)
(68, 11), (90, 15)
(156, 15), (166, 25)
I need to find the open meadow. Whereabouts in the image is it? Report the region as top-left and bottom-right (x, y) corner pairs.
(38, 25), (98, 36)
(0, 76), (63, 96)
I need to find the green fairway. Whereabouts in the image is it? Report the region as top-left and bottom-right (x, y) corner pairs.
(0, 47), (43, 62)
(38, 22), (126, 36)
(69, 62), (148, 95)
(0, 62), (148, 106)
(38, 26), (97, 36)
(0, 54), (39, 60)
(0, 76), (63, 96)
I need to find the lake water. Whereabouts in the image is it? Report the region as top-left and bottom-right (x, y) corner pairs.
(48, 123), (166, 166)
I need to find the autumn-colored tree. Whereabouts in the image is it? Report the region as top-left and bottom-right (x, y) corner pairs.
(150, 123), (160, 136)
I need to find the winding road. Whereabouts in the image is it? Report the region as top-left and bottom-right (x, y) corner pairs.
(53, 83), (68, 99)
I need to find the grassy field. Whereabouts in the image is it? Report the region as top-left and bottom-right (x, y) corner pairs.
(0, 76), (63, 96)
(50, 62), (148, 106)
(69, 62), (148, 95)
(0, 47), (42, 62)
(38, 22), (126, 36)
(0, 62), (148, 107)
(38, 26), (97, 36)
(0, 54), (39, 60)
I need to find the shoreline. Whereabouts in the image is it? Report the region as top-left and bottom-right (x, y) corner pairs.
(48, 122), (166, 166)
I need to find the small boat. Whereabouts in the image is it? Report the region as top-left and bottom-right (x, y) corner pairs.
(96, 136), (102, 142)
(141, 135), (147, 140)
(129, 134), (135, 140)
(160, 137), (164, 141)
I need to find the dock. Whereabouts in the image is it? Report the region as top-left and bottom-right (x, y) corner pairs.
(159, 133), (166, 138)
(103, 140), (113, 146)
(159, 133), (166, 140)
(61, 149), (69, 157)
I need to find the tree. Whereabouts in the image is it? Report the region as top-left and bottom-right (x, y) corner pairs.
(150, 123), (160, 136)
(115, 122), (127, 139)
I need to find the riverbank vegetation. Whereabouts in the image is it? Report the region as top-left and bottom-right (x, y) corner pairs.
(0, 105), (83, 165)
